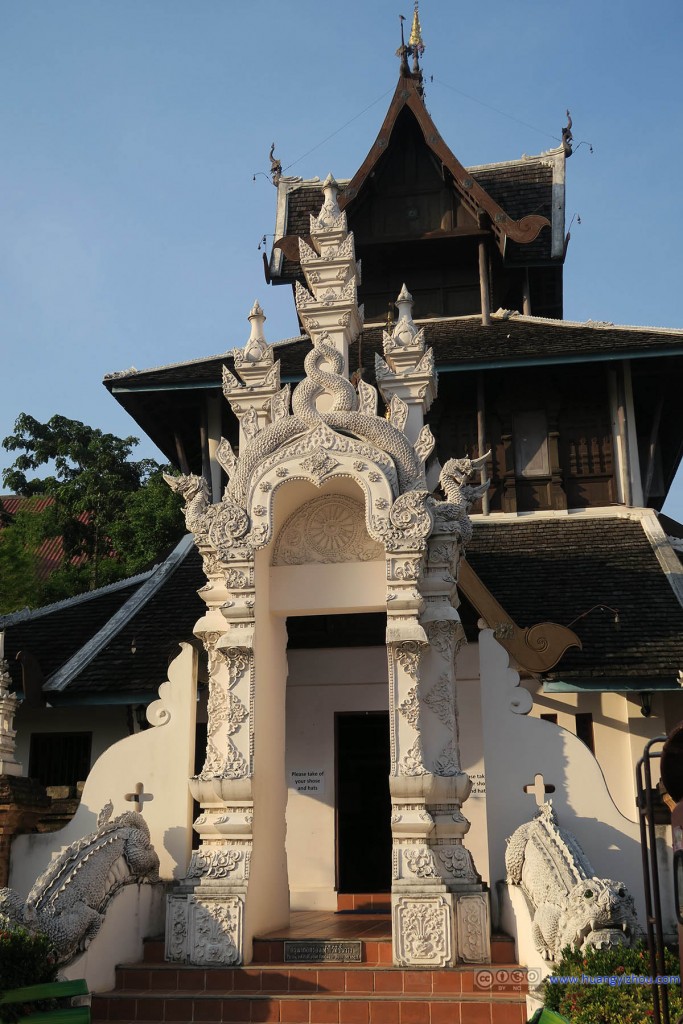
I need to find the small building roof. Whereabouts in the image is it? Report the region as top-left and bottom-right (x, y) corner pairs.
(1, 536), (203, 704)
(467, 510), (683, 687)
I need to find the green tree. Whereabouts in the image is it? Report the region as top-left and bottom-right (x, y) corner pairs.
(1, 414), (184, 610)
(0, 502), (43, 614)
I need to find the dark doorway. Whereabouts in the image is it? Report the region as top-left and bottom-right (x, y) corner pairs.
(336, 712), (392, 893)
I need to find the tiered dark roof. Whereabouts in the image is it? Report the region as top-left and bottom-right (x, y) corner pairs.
(1, 575), (149, 693)
(55, 540), (204, 696)
(467, 515), (683, 685)
(105, 314), (683, 392)
(0, 538), (204, 702)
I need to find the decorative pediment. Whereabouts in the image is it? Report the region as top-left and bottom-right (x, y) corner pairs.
(272, 495), (384, 565)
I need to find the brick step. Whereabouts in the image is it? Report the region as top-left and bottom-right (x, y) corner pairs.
(252, 941), (392, 966)
(336, 894), (392, 913)
(113, 964), (528, 997)
(91, 990), (528, 1023)
(142, 937), (517, 970)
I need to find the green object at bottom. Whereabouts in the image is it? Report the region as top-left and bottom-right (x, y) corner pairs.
(528, 1008), (572, 1024)
(0, 979), (90, 1024)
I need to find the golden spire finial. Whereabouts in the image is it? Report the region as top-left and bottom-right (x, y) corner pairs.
(409, 1), (424, 53)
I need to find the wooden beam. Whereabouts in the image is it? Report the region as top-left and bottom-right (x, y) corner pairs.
(458, 560), (581, 673)
(616, 366), (633, 507)
(478, 240), (491, 327)
(173, 431), (191, 476)
(476, 372), (490, 515)
(644, 394), (664, 501)
(522, 269), (531, 315)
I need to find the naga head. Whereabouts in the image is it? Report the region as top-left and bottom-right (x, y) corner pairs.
(163, 473), (208, 502)
(558, 877), (639, 956)
(439, 453), (489, 490)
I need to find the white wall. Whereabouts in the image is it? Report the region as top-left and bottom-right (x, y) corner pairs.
(285, 647), (388, 910)
(527, 683), (671, 819)
(284, 641), (491, 906)
(479, 630), (676, 935)
(10, 644), (198, 896)
(454, 641), (489, 886)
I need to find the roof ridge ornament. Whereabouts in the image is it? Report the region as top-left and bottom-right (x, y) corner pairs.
(562, 111), (573, 158)
(236, 301), (271, 367)
(310, 173), (346, 234)
(383, 284), (425, 356)
(397, 3), (425, 91)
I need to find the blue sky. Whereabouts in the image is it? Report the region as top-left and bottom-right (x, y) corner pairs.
(2, 1), (683, 515)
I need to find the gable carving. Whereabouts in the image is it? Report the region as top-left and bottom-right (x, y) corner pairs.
(272, 494), (384, 565)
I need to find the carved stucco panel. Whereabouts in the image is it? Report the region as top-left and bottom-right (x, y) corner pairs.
(188, 895), (243, 966)
(454, 893), (491, 964)
(186, 848), (244, 881)
(398, 686), (420, 730)
(272, 495), (384, 566)
(165, 896), (189, 962)
(393, 894), (453, 967)
(423, 675), (456, 729)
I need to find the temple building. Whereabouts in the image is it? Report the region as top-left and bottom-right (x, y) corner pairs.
(2, 10), (683, 1016)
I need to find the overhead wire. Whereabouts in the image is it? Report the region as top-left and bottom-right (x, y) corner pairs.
(431, 77), (562, 145)
(282, 88), (394, 174)
(271, 78), (570, 181)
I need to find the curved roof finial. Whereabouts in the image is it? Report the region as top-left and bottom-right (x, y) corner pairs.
(396, 14), (410, 75)
(396, 4), (425, 88)
(409, 2), (425, 58)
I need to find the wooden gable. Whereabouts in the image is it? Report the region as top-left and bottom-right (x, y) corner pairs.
(350, 106), (480, 245)
(340, 71), (550, 254)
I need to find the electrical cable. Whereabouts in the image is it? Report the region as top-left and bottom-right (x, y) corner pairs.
(282, 88), (394, 173)
(431, 76), (562, 144)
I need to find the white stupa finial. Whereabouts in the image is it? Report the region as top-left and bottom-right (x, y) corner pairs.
(243, 300), (269, 362)
(395, 284), (414, 324)
(313, 173), (343, 230)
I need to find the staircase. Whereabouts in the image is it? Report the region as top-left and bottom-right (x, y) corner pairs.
(91, 931), (529, 1024)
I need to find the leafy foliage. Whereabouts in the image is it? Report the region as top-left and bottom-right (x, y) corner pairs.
(544, 942), (682, 1023)
(0, 919), (57, 993)
(1, 414), (184, 611)
(0, 504), (43, 613)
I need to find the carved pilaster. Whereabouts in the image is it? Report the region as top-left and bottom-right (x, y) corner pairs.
(388, 465), (492, 965)
(165, 467), (256, 964)
(223, 302), (287, 450)
(375, 285), (437, 445)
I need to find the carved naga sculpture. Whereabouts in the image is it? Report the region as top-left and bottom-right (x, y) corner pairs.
(0, 807), (159, 964)
(505, 803), (639, 961)
(436, 454), (490, 544)
(163, 473), (210, 536)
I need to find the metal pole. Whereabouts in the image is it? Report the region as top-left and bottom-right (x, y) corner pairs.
(637, 752), (662, 1024)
